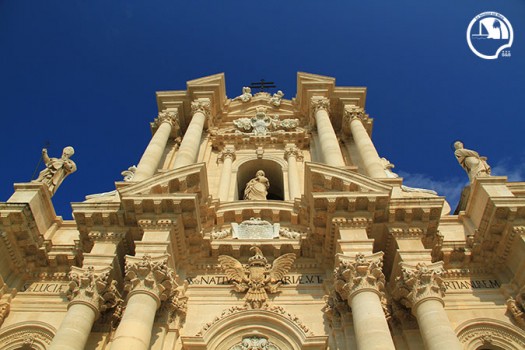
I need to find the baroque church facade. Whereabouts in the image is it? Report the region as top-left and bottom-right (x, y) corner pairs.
(1, 72), (525, 349)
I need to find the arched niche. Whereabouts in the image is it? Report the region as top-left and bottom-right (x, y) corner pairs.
(235, 158), (286, 201)
(0, 321), (56, 350)
(181, 307), (327, 350)
(456, 318), (525, 350)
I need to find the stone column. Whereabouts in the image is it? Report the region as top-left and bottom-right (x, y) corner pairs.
(217, 146), (236, 201)
(284, 144), (303, 200)
(172, 98), (210, 169)
(334, 252), (395, 350)
(311, 97), (345, 167)
(344, 106), (385, 178)
(134, 111), (179, 182)
(49, 266), (120, 350)
(393, 262), (462, 350)
(110, 255), (179, 350)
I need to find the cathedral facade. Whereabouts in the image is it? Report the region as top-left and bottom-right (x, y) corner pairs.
(1, 72), (525, 349)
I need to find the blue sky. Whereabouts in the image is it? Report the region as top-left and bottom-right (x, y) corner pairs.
(1, 1), (524, 218)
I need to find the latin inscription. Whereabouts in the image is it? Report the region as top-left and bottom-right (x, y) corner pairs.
(22, 282), (69, 293)
(187, 274), (323, 285)
(444, 279), (500, 290)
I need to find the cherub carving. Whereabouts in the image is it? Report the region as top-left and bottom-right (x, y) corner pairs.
(218, 247), (296, 309)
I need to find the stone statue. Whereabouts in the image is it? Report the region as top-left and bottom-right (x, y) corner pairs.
(32, 146), (77, 196)
(453, 141), (491, 182)
(234, 86), (252, 103)
(244, 170), (270, 200)
(269, 90), (284, 107)
(380, 157), (437, 195)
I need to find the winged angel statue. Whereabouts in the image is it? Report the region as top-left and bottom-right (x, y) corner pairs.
(218, 247), (296, 309)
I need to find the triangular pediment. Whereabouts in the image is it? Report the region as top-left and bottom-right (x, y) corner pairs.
(305, 162), (392, 194)
(118, 163), (209, 200)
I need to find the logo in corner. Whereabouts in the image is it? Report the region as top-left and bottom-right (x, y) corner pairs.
(467, 11), (513, 59)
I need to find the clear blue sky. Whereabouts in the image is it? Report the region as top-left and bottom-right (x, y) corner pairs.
(1, 1), (524, 218)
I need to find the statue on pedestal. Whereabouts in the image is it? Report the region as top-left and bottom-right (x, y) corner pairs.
(453, 141), (491, 182)
(32, 146), (77, 196)
(244, 170), (269, 200)
(234, 87), (252, 103)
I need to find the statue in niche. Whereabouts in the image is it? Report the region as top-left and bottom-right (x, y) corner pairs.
(244, 170), (270, 200)
(453, 141), (491, 182)
(234, 86), (252, 103)
(32, 146), (77, 196)
(269, 90), (284, 107)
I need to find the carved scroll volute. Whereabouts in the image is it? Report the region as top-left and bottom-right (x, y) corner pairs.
(68, 266), (122, 317)
(124, 254), (178, 308)
(392, 261), (446, 310)
(333, 252), (386, 303)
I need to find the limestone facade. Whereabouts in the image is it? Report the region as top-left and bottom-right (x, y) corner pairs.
(1, 72), (525, 349)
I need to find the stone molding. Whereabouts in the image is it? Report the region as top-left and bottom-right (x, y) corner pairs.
(393, 261), (446, 310)
(0, 322), (56, 350)
(332, 216), (372, 229)
(88, 231), (127, 242)
(124, 254), (178, 307)
(456, 318), (525, 350)
(191, 98), (211, 116)
(334, 252), (386, 302)
(67, 266), (121, 316)
(137, 218), (176, 231)
(284, 144), (303, 162)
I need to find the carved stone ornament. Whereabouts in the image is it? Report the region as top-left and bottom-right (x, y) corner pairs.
(0, 302), (10, 327)
(191, 98), (211, 116)
(230, 336), (281, 350)
(393, 261), (446, 309)
(234, 87), (253, 103)
(124, 254), (179, 304)
(231, 218), (279, 239)
(333, 252), (386, 302)
(233, 106), (299, 136)
(217, 147), (236, 163)
(507, 284), (525, 329)
(32, 146), (77, 196)
(153, 110), (179, 129)
(269, 90), (284, 107)
(68, 266), (122, 315)
(310, 96), (330, 114)
(284, 144), (304, 161)
(343, 105), (366, 122)
(218, 247), (296, 309)
(322, 290), (351, 325)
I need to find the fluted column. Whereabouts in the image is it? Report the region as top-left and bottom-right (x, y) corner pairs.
(110, 255), (180, 350)
(311, 97), (345, 167)
(217, 146), (236, 201)
(49, 266), (120, 350)
(393, 262), (462, 350)
(344, 106), (385, 178)
(284, 144), (303, 200)
(334, 252), (395, 350)
(134, 111), (179, 182)
(172, 98), (210, 169)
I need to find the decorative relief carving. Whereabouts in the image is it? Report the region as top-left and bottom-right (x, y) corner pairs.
(507, 284), (525, 329)
(153, 110), (179, 129)
(124, 254), (179, 304)
(343, 105), (366, 122)
(137, 219), (175, 231)
(191, 98), (211, 116)
(196, 304), (313, 337)
(217, 147), (236, 163)
(310, 96), (330, 114)
(233, 106), (299, 136)
(218, 247), (296, 309)
(278, 227), (301, 239)
(230, 336), (281, 350)
(333, 252), (386, 302)
(393, 262), (446, 309)
(68, 266), (122, 314)
(233, 87), (252, 103)
(322, 290), (351, 325)
(269, 90), (284, 107)
(231, 218), (279, 239)
(0, 302), (9, 327)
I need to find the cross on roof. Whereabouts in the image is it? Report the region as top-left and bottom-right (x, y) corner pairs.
(249, 79), (276, 92)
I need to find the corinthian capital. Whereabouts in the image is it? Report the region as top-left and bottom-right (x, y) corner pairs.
(310, 96), (330, 114)
(218, 146), (236, 163)
(343, 105), (367, 122)
(191, 98), (211, 116)
(284, 144), (304, 161)
(393, 261), (446, 309)
(124, 254), (178, 306)
(153, 110), (179, 128)
(334, 252), (386, 302)
(68, 266), (122, 315)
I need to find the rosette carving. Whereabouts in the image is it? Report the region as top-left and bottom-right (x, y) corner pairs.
(333, 252), (386, 302)
(393, 261), (446, 309)
(124, 254), (178, 305)
(68, 266), (122, 315)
